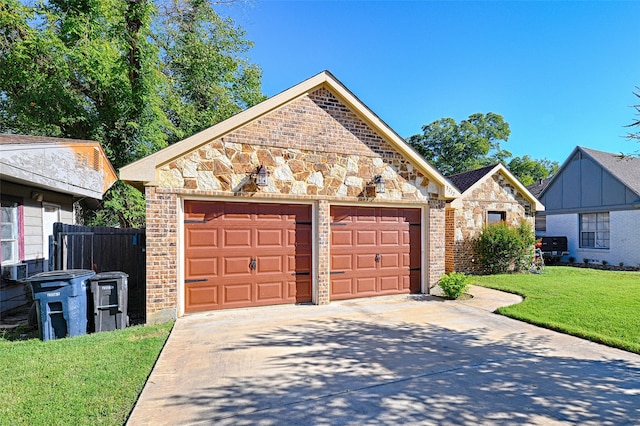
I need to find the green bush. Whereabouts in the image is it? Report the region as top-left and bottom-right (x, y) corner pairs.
(473, 220), (535, 274)
(439, 272), (472, 299)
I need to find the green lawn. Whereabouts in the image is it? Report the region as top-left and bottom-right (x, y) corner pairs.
(0, 322), (173, 425)
(472, 266), (640, 354)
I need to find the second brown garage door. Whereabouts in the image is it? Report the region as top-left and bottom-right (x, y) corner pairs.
(330, 206), (421, 300)
(184, 201), (312, 312)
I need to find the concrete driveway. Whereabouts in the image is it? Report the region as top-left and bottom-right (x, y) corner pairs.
(127, 286), (640, 425)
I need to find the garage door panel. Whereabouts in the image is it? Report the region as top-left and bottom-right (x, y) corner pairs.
(188, 258), (218, 277)
(356, 230), (377, 245)
(331, 277), (353, 296)
(185, 201), (312, 312)
(186, 228), (218, 248)
(186, 284), (219, 311)
(224, 229), (252, 247)
(257, 256), (283, 273)
(330, 206), (421, 300)
(332, 230), (352, 246)
(380, 230), (400, 245)
(224, 284), (252, 303)
(380, 253), (400, 269)
(257, 229), (283, 247)
(223, 257), (252, 275)
(356, 254), (377, 269)
(332, 254), (353, 271)
(257, 281), (283, 301)
(380, 275), (401, 292)
(356, 277), (376, 293)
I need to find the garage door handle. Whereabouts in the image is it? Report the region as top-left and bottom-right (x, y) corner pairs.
(249, 258), (257, 271)
(375, 253), (381, 263)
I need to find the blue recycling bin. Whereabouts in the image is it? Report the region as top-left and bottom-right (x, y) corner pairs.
(27, 270), (95, 341)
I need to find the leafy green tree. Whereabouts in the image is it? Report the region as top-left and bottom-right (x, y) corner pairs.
(154, 0), (265, 143)
(507, 155), (559, 186)
(0, 0), (265, 227)
(407, 112), (512, 176)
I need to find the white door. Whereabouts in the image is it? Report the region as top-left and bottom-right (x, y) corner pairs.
(42, 204), (60, 271)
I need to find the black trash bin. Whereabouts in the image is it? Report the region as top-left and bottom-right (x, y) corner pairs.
(27, 270), (95, 341)
(89, 272), (129, 332)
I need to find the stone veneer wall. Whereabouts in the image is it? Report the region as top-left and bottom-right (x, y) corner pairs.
(144, 87), (447, 321)
(450, 172), (535, 274)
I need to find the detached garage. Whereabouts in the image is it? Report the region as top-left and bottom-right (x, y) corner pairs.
(120, 71), (459, 323)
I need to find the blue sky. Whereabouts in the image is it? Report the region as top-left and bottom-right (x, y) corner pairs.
(220, 1), (639, 164)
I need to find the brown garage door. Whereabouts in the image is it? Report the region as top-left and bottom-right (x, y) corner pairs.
(330, 206), (421, 300)
(184, 201), (312, 312)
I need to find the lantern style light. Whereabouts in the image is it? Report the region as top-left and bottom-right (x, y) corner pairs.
(255, 164), (269, 187)
(372, 174), (385, 194)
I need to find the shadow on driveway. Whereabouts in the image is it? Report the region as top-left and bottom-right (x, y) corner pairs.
(129, 295), (640, 425)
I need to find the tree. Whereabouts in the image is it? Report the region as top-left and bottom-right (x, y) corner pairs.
(407, 112), (512, 176)
(626, 87), (639, 151)
(507, 155), (559, 187)
(0, 0), (265, 227)
(154, 0), (266, 143)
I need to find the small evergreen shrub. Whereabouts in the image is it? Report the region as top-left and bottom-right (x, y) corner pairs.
(473, 220), (535, 274)
(569, 257), (576, 264)
(439, 272), (471, 299)
(619, 262), (624, 267)
(584, 258), (590, 265)
(602, 260), (608, 266)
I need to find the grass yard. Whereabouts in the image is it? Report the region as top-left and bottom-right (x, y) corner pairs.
(472, 266), (640, 354)
(0, 322), (173, 425)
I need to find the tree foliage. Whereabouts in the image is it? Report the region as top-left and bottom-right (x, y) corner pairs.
(507, 155), (559, 187)
(407, 112), (512, 176)
(408, 112), (558, 184)
(0, 0), (265, 227)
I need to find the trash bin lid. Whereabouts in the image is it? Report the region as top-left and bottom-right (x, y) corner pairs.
(90, 271), (129, 281)
(26, 269), (96, 282)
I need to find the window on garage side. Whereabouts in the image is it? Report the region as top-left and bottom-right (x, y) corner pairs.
(487, 211), (506, 224)
(1, 200), (20, 266)
(580, 212), (609, 249)
(535, 215), (546, 233)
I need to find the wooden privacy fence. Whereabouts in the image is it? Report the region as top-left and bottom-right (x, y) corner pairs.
(52, 223), (146, 324)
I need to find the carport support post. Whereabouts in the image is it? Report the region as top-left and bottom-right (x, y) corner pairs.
(315, 200), (330, 305)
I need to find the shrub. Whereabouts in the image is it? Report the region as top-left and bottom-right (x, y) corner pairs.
(584, 258), (590, 265)
(569, 257), (576, 264)
(619, 262), (625, 267)
(439, 272), (472, 299)
(602, 260), (608, 266)
(473, 220), (535, 274)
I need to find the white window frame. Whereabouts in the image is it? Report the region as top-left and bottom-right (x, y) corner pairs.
(580, 212), (610, 249)
(1, 201), (19, 266)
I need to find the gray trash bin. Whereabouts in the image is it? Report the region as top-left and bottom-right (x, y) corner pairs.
(27, 270), (95, 340)
(89, 272), (129, 332)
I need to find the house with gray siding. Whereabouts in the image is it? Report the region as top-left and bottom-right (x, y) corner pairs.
(0, 134), (117, 315)
(535, 146), (640, 267)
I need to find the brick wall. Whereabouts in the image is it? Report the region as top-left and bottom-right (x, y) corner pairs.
(450, 172), (535, 274)
(144, 87), (446, 319)
(145, 187), (179, 323)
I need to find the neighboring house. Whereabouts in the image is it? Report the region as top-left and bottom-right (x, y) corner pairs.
(0, 134), (117, 314)
(445, 163), (544, 274)
(535, 146), (640, 267)
(120, 71), (460, 323)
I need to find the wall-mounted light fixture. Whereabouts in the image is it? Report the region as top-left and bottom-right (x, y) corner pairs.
(250, 164), (269, 187)
(371, 174), (385, 194)
(31, 191), (43, 202)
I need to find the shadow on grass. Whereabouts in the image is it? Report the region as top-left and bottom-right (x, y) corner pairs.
(159, 312), (640, 425)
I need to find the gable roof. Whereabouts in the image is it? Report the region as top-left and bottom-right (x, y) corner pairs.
(447, 164), (498, 193)
(526, 177), (552, 198)
(539, 146), (640, 201)
(447, 163), (544, 211)
(120, 70), (460, 199)
(0, 134), (117, 199)
(580, 147), (640, 196)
